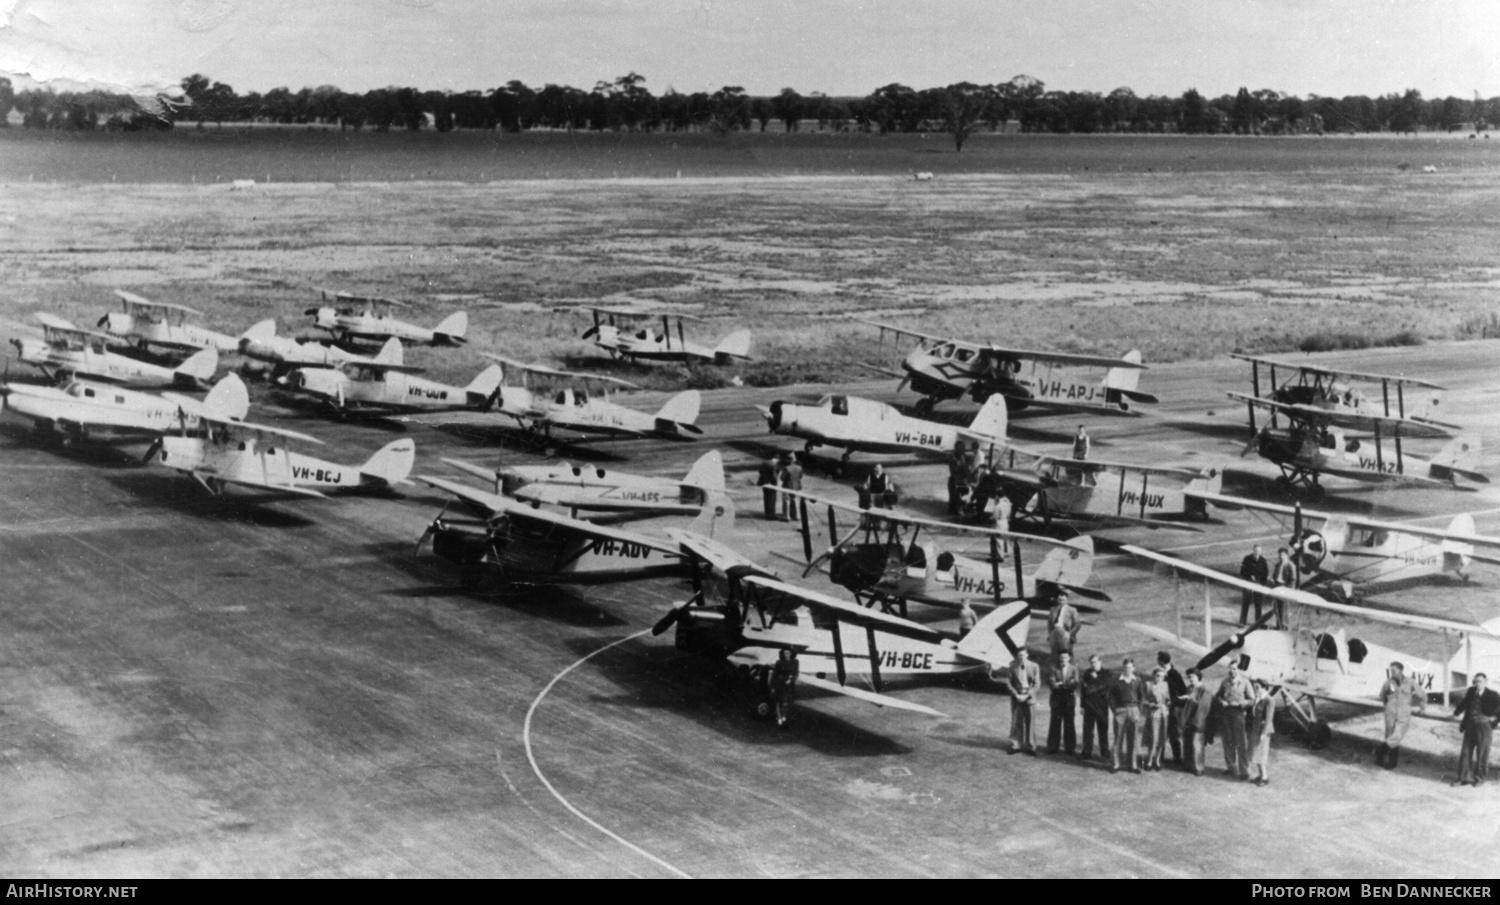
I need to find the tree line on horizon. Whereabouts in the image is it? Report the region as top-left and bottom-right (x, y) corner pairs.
(0, 74), (1494, 150)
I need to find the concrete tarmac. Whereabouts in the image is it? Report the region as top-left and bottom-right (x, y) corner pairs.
(3, 340), (1500, 877)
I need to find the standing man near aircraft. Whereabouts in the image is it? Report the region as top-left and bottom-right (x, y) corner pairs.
(1270, 547), (1298, 629)
(1248, 679), (1276, 786)
(1108, 658), (1146, 774)
(1178, 668), (1214, 776)
(1080, 654), (1112, 762)
(862, 463), (896, 509)
(958, 600), (978, 637)
(1453, 673), (1500, 786)
(1159, 651), (1187, 764)
(1045, 651), (1079, 756)
(771, 649), (799, 727)
(1006, 647), (1040, 755)
(779, 453), (803, 521)
(758, 454), (781, 520)
(1216, 659), (1255, 779)
(1072, 424), (1091, 460)
(1377, 661), (1423, 770)
(1047, 591), (1080, 662)
(1238, 544), (1270, 626)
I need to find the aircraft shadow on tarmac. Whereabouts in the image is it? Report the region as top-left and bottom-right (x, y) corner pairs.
(571, 635), (915, 757)
(0, 424), (152, 468)
(426, 421), (630, 463)
(102, 471), (319, 528)
(261, 392), (414, 433)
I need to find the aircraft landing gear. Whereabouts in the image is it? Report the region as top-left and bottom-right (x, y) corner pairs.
(1278, 689), (1332, 749)
(834, 450), (853, 478)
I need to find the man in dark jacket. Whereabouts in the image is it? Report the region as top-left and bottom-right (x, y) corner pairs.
(1079, 654), (1112, 762)
(1454, 673), (1500, 786)
(1238, 544), (1270, 625)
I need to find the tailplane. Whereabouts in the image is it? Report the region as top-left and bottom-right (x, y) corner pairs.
(359, 439), (416, 487)
(433, 311), (468, 345)
(1027, 535), (1096, 597)
(1429, 434), (1487, 485)
(712, 329), (753, 364)
(1105, 350), (1158, 406)
(956, 601), (1031, 668)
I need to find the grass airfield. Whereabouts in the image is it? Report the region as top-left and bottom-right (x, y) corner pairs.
(2, 133), (1500, 877)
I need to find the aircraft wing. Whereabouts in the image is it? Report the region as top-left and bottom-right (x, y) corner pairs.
(666, 528), (768, 574)
(1228, 353), (1446, 390)
(797, 675), (947, 717)
(860, 319), (948, 345)
(1226, 392), (1454, 438)
(113, 289), (204, 317)
(1031, 455), (1204, 480)
(480, 353), (639, 388)
(1191, 492), (1500, 549)
(854, 361), (907, 380)
(780, 487), (1078, 550)
(578, 304), (707, 323)
(318, 288), (408, 308)
(740, 574), (952, 646)
(984, 346), (1147, 369)
(174, 406), (324, 444)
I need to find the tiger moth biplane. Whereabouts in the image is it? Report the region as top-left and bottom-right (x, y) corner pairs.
(863, 320), (1157, 416)
(308, 289), (468, 347)
(238, 319), (358, 375)
(437, 449), (727, 517)
(988, 449), (1226, 529)
(1230, 353), (1459, 436)
(581, 305), (752, 366)
(99, 290), (240, 354)
(481, 353), (703, 445)
(13, 314), (218, 388)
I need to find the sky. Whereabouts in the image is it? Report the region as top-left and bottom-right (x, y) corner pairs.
(1, 0), (1497, 101)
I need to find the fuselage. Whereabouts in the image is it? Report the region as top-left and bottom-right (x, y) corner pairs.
(3, 381), (203, 435)
(156, 434), (361, 491)
(764, 395), (965, 455)
(102, 313), (238, 354)
(288, 365), (474, 413)
(13, 336), (192, 387)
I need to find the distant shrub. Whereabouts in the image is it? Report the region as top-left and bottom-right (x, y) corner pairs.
(1456, 311), (1500, 339)
(1387, 329), (1425, 347)
(683, 365), (732, 390)
(1298, 330), (1423, 353)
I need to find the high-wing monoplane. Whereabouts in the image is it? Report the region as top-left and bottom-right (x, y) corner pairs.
(150, 414), (415, 498)
(98, 290), (239, 354)
(990, 451), (1226, 529)
(581, 306), (752, 365)
(414, 472), (734, 586)
(13, 314), (218, 388)
(757, 393), (1011, 474)
(1123, 544), (1500, 747)
(438, 449), (726, 516)
(1192, 492), (1500, 598)
(864, 320), (1157, 415)
(783, 488), (1106, 617)
(1, 372), (248, 444)
(649, 530), (1030, 717)
(282, 341), (502, 417)
(1230, 353), (1459, 436)
(238, 319), (357, 374)
(308, 289), (467, 347)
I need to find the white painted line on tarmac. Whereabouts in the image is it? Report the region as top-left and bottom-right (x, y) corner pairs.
(524, 627), (694, 880)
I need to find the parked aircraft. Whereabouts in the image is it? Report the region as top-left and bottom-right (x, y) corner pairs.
(783, 488), (1106, 617)
(1230, 353), (1458, 436)
(990, 452), (1225, 529)
(238, 319), (358, 374)
(308, 289), (467, 347)
(149, 414), (415, 498)
(0, 372), (248, 444)
(757, 392), (1011, 474)
(98, 290), (239, 354)
(1192, 493), (1500, 598)
(650, 530), (1028, 717)
(481, 353), (702, 443)
(414, 473), (734, 587)
(581, 306), (752, 365)
(438, 449), (726, 517)
(13, 314), (218, 388)
(863, 320), (1156, 415)
(282, 342), (502, 417)
(1123, 544), (1500, 747)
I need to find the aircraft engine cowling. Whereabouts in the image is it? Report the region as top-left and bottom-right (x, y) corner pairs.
(673, 607), (735, 655)
(430, 523), (491, 566)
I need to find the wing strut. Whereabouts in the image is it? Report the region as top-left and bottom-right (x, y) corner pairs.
(866, 627), (883, 693)
(830, 617), (847, 686)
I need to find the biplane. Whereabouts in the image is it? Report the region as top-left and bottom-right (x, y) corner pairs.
(480, 354), (703, 444)
(1230, 353), (1459, 437)
(238, 319), (357, 374)
(308, 289), (468, 347)
(782, 488), (1107, 618)
(149, 414), (415, 498)
(438, 449), (726, 517)
(757, 393), (1011, 475)
(581, 306), (752, 366)
(282, 341), (502, 417)
(1, 372), (248, 444)
(649, 530), (1029, 718)
(13, 314), (219, 388)
(987, 450), (1226, 529)
(98, 290), (239, 354)
(1191, 492), (1500, 598)
(413, 473), (734, 587)
(1123, 544), (1500, 748)
(863, 320), (1156, 415)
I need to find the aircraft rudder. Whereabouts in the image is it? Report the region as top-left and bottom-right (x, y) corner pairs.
(682, 449), (726, 492)
(465, 364), (505, 406)
(434, 311), (468, 344)
(957, 601), (1031, 667)
(174, 346), (219, 386)
(361, 438), (417, 486)
(1104, 351), (1143, 392)
(688, 490), (735, 541)
(967, 393), (1009, 441)
(1031, 535), (1096, 590)
(203, 373), (251, 421)
(655, 389), (702, 427)
(713, 329), (753, 362)
(1429, 433), (1485, 483)
(240, 319), (277, 344)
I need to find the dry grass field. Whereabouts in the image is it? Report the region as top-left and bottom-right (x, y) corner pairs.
(2, 129), (1498, 390)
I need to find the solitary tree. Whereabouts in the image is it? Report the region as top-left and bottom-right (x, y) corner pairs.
(935, 82), (988, 151)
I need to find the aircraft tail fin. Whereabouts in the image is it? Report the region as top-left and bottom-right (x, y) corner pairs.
(681, 450), (726, 492)
(465, 364), (504, 411)
(1103, 350), (1144, 392)
(359, 439), (416, 487)
(239, 319), (277, 344)
(1028, 535), (1096, 596)
(1441, 512), (1477, 572)
(965, 394), (1009, 443)
(373, 337), (404, 366)
(1429, 434), (1487, 485)
(654, 390), (703, 436)
(202, 373), (251, 421)
(687, 490), (735, 541)
(172, 346), (218, 387)
(433, 311), (468, 345)
(1447, 615), (1500, 688)
(956, 601), (1031, 668)
(712, 329), (753, 363)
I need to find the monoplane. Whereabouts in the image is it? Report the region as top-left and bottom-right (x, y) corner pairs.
(1123, 544), (1500, 747)
(989, 452), (1226, 529)
(308, 289), (468, 347)
(783, 488), (1106, 617)
(581, 306), (752, 366)
(238, 319), (358, 375)
(150, 414), (415, 498)
(13, 314), (218, 388)
(98, 290), (239, 354)
(1, 372), (248, 445)
(282, 342), (502, 417)
(1191, 493), (1500, 598)
(438, 449), (727, 517)
(757, 393), (1010, 475)
(649, 530), (1029, 717)
(864, 320), (1156, 415)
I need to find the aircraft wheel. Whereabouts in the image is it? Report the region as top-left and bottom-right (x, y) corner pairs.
(754, 699), (773, 719)
(1308, 720), (1332, 750)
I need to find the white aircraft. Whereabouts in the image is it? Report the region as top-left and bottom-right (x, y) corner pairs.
(414, 472), (734, 587)
(1192, 492), (1500, 599)
(990, 452), (1226, 529)
(757, 392), (1010, 474)
(581, 306), (753, 366)
(438, 449), (727, 516)
(13, 314), (218, 388)
(783, 488), (1107, 618)
(863, 320), (1156, 415)
(98, 290), (239, 354)
(1230, 353), (1458, 437)
(649, 530), (1030, 718)
(238, 319), (358, 374)
(308, 289), (467, 347)
(150, 415), (415, 498)
(481, 353), (703, 444)
(0, 372), (248, 445)
(282, 342), (502, 417)
(1123, 544), (1500, 748)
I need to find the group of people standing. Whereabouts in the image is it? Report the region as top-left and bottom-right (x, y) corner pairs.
(757, 452), (805, 521)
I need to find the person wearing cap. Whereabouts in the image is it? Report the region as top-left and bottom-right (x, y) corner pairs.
(1215, 658), (1255, 779)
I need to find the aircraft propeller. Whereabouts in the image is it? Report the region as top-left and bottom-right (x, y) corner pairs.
(1193, 608), (1278, 672)
(802, 520), (863, 577)
(96, 314), (109, 328)
(651, 597), (695, 636)
(142, 437), (163, 464)
(1240, 424), (1271, 458)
